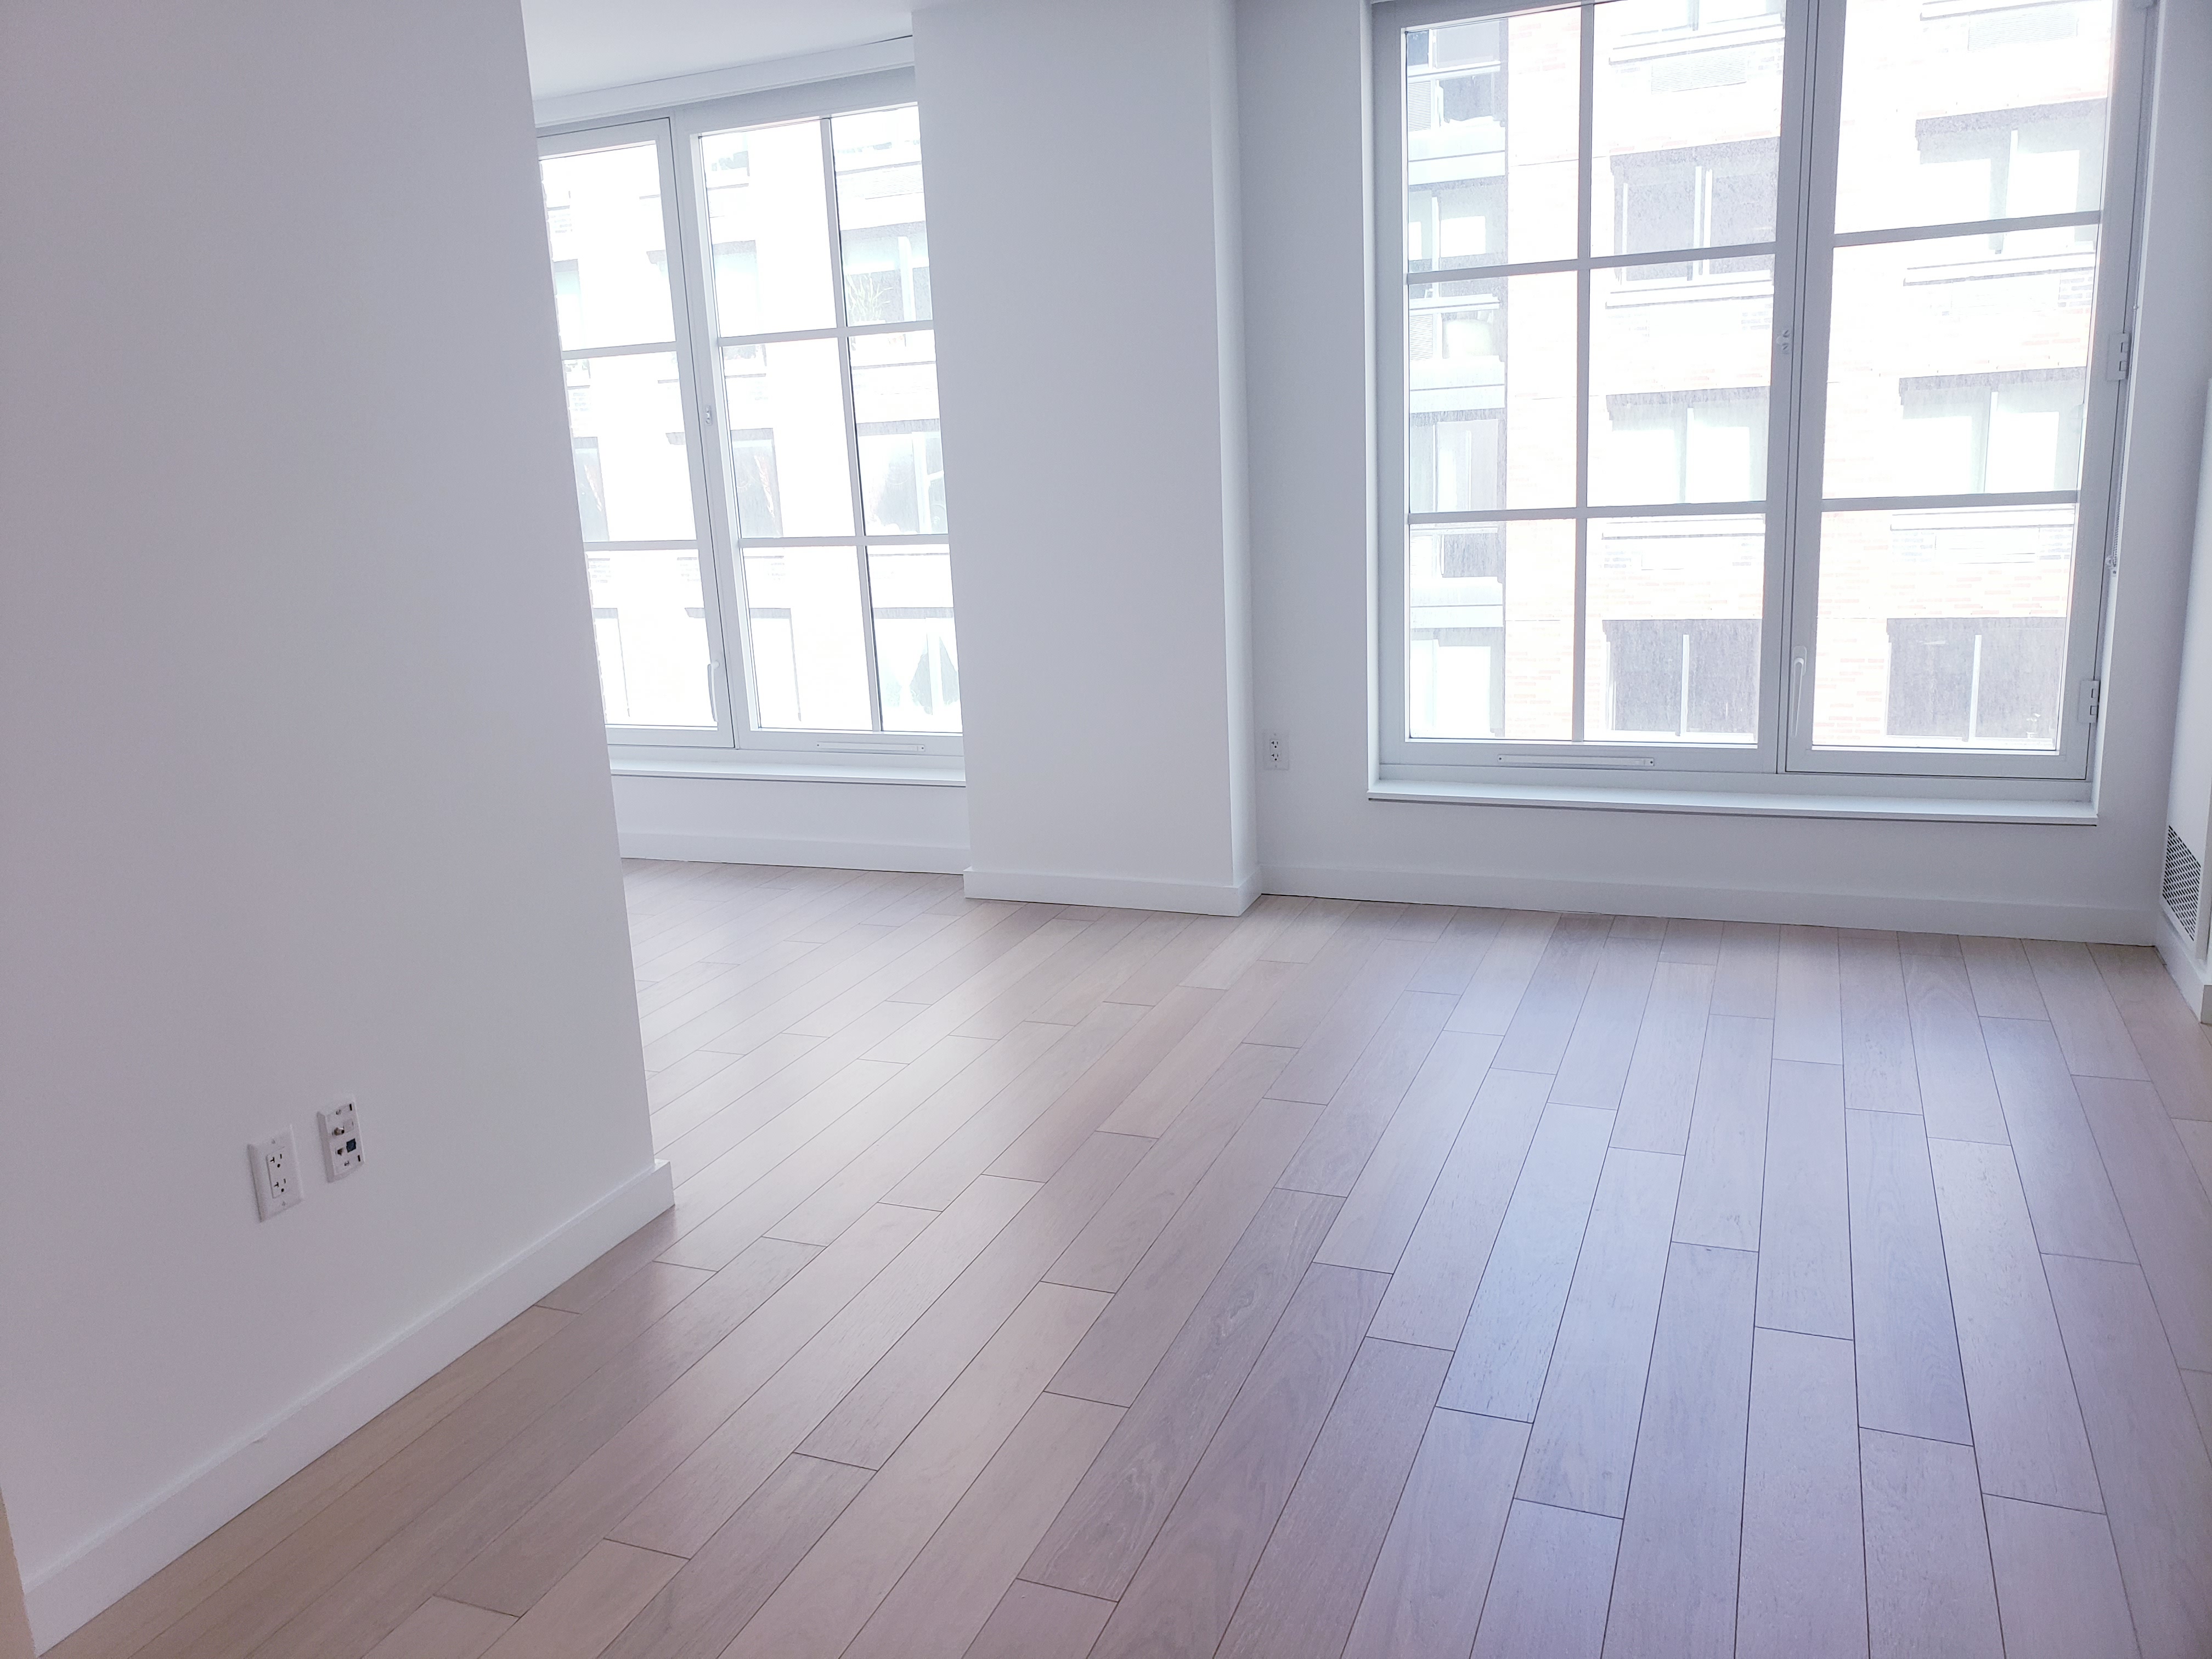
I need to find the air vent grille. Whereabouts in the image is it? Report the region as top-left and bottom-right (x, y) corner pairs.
(2165, 827), (2202, 941)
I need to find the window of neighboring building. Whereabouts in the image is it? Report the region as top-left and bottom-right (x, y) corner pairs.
(1375, 0), (2145, 795)
(538, 84), (959, 759)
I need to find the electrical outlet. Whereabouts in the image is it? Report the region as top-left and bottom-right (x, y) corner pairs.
(249, 1129), (303, 1220)
(318, 1102), (363, 1181)
(1263, 731), (1288, 771)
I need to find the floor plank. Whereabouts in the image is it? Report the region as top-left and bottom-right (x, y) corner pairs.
(1773, 925), (1843, 1065)
(1902, 953), (2010, 1144)
(2079, 1075), (2212, 1370)
(1674, 1014), (1773, 1251)
(1756, 1058), (1851, 1339)
(478, 1542), (681, 1659)
(1926, 1137), (2102, 1509)
(1446, 910), (1560, 1034)
(1984, 1496), (2142, 1659)
(1983, 1016), (2137, 1262)
(1478, 1502), (1620, 1659)
(1848, 1109), (1972, 1444)
(1840, 929), (1921, 1115)
(1516, 1147), (1682, 1515)
(1610, 960), (1714, 1154)
(1314, 1030), (1500, 1271)
(1963, 935), (2049, 1020)
(1737, 1328), (1866, 1659)
(1601, 1242), (1757, 1659)
(1859, 1428), (2004, 1659)
(1275, 990), (1457, 1194)
(1437, 1102), (1615, 1420)
(360, 1600), (512, 1659)
(1710, 920), (1780, 1020)
(1551, 933), (1666, 1110)
(1341, 1409), (1526, 1659)
(2026, 937), (2149, 1080)
(1086, 1266), (1389, 1659)
(962, 1582), (1116, 1659)
(2045, 1253), (2212, 1659)
(1492, 913), (1612, 1072)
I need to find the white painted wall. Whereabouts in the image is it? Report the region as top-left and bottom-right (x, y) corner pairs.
(915, 0), (1261, 915)
(612, 772), (970, 871)
(1237, 0), (2210, 943)
(0, 1), (668, 1644)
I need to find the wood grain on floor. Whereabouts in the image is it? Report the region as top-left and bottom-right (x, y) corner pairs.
(55, 868), (2212, 1659)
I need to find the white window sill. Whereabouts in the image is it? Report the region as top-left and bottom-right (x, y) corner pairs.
(1369, 776), (2097, 825)
(611, 753), (965, 787)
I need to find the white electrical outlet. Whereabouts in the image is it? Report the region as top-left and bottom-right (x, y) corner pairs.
(318, 1102), (363, 1181)
(250, 1128), (303, 1220)
(1263, 731), (1288, 770)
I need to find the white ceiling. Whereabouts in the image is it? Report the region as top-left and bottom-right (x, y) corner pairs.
(520, 0), (916, 99)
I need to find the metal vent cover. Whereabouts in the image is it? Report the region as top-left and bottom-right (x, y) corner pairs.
(2165, 827), (2202, 941)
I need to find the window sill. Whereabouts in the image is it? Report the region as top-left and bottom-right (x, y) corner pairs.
(611, 753), (965, 787)
(1368, 775), (2097, 825)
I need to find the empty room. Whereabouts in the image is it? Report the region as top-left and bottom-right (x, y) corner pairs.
(8, 0), (2212, 1654)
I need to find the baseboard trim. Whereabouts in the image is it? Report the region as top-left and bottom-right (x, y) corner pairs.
(617, 831), (968, 874)
(1262, 864), (2154, 944)
(24, 1161), (675, 1651)
(2154, 915), (2212, 1021)
(962, 867), (1264, 916)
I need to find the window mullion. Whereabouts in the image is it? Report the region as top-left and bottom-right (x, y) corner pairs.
(1572, 0), (1596, 745)
(818, 115), (888, 736)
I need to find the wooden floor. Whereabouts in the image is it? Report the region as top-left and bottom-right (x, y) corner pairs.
(59, 865), (2212, 1659)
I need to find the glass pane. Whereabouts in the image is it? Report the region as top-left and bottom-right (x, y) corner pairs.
(585, 550), (714, 727)
(1410, 272), (1577, 513)
(562, 353), (695, 541)
(1589, 259), (1773, 505)
(1586, 516), (1764, 741)
(1821, 230), (2095, 499)
(1404, 8), (1581, 273)
(540, 143), (675, 351)
(834, 106), (932, 324)
(1835, 0), (2114, 234)
(743, 548), (873, 730)
(1409, 519), (1575, 740)
(852, 331), (946, 534)
(721, 337), (854, 539)
(701, 120), (838, 337)
(1592, 0), (1786, 262)
(869, 546), (960, 732)
(1812, 505), (2075, 750)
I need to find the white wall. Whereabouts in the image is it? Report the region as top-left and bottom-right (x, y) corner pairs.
(1237, 0), (2210, 943)
(0, 1), (669, 1644)
(611, 772), (970, 871)
(915, 0), (1261, 914)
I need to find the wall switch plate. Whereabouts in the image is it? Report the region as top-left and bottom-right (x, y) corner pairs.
(318, 1102), (363, 1181)
(250, 1129), (303, 1220)
(1263, 731), (1288, 770)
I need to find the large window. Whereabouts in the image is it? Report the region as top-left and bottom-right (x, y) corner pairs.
(1378, 0), (2145, 793)
(540, 82), (958, 760)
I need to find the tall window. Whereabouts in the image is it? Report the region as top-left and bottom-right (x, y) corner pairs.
(540, 86), (958, 759)
(1379, 0), (2143, 792)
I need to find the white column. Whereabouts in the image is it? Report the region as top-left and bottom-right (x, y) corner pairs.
(917, 0), (1259, 914)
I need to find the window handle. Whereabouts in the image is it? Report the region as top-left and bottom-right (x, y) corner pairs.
(1790, 655), (1809, 744)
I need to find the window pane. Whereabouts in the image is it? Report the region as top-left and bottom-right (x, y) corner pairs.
(852, 331), (946, 535)
(869, 546), (960, 732)
(834, 106), (932, 324)
(562, 353), (695, 541)
(540, 144), (675, 351)
(1820, 230), (2095, 499)
(585, 550), (714, 726)
(1833, 0), (2115, 234)
(1811, 505), (2074, 750)
(1409, 519), (1574, 740)
(1589, 259), (1773, 505)
(743, 547), (873, 730)
(1592, 0), (1785, 262)
(1409, 273), (1577, 512)
(701, 120), (838, 337)
(1404, 8), (1581, 272)
(721, 337), (854, 539)
(1587, 516), (1764, 741)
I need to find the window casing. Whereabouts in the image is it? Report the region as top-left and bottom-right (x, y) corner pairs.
(539, 70), (960, 767)
(1375, 0), (2148, 799)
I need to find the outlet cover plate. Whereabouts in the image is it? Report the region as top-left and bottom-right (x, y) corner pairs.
(318, 1102), (363, 1181)
(250, 1128), (303, 1220)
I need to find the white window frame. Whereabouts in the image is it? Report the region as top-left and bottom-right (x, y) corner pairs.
(1372, 0), (2153, 805)
(541, 68), (962, 773)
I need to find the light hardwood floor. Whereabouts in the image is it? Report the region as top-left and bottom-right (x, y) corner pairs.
(55, 865), (2212, 1659)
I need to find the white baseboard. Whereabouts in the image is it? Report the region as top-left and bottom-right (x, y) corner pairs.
(963, 866), (1265, 916)
(25, 1161), (675, 1652)
(617, 831), (968, 875)
(2154, 915), (2212, 1021)
(1262, 864), (2154, 944)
